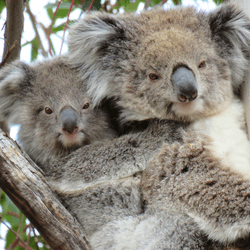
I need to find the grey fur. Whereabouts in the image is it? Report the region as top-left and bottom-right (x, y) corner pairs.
(2, 3), (250, 249)
(50, 3), (250, 249)
(0, 56), (117, 172)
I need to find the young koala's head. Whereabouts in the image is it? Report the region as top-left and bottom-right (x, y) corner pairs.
(0, 56), (116, 168)
(67, 3), (250, 123)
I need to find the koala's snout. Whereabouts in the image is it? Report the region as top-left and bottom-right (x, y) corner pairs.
(171, 66), (198, 103)
(60, 107), (79, 134)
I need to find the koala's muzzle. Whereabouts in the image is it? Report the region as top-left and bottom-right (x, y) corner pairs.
(60, 107), (78, 134)
(171, 66), (198, 102)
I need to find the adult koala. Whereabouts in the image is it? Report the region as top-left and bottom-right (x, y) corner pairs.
(5, 2), (250, 249)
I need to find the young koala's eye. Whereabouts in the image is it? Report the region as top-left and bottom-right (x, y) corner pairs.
(198, 60), (206, 69)
(45, 107), (53, 114)
(83, 103), (90, 109)
(148, 73), (159, 81)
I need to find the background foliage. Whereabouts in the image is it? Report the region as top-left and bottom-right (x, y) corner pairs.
(0, 0), (223, 249)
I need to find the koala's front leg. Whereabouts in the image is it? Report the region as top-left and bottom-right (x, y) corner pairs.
(142, 132), (250, 244)
(46, 120), (183, 194)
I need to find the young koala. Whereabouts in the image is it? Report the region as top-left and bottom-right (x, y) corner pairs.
(42, 2), (250, 249)
(0, 56), (117, 172)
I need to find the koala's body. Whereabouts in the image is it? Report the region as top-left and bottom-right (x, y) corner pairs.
(40, 3), (250, 249)
(0, 56), (117, 172)
(3, 3), (250, 249)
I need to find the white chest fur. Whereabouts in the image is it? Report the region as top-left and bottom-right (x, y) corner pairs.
(190, 97), (250, 180)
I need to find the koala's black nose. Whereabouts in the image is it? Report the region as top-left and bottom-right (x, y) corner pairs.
(171, 66), (198, 102)
(60, 107), (78, 134)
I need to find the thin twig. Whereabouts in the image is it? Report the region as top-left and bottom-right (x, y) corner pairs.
(48, 0), (63, 56)
(1, 219), (33, 250)
(59, 0), (75, 55)
(0, 40), (17, 67)
(31, 225), (41, 250)
(86, 0), (95, 13)
(26, 224), (32, 248)
(156, 0), (168, 7)
(17, 214), (24, 235)
(144, 0), (151, 10)
(25, 3), (48, 58)
(6, 211), (20, 218)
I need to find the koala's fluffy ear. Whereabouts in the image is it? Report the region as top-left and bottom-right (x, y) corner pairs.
(68, 13), (132, 105)
(209, 3), (250, 90)
(68, 13), (127, 66)
(0, 61), (33, 125)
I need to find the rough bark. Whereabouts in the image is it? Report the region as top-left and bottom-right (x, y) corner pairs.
(3, 0), (24, 64)
(0, 129), (91, 250)
(0, 0), (25, 134)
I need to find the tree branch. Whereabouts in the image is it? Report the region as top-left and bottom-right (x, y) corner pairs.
(0, 129), (91, 250)
(3, 0), (24, 64)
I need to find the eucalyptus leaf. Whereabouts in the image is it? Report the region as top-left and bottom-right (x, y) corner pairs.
(31, 38), (39, 61)
(124, 0), (141, 12)
(0, 0), (6, 14)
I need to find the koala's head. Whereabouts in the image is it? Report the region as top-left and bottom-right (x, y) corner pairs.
(68, 3), (250, 123)
(0, 56), (116, 167)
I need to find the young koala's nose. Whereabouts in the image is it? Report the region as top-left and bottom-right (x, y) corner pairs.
(171, 66), (198, 102)
(60, 107), (78, 134)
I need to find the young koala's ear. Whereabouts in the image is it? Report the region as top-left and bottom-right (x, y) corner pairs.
(0, 61), (33, 125)
(208, 3), (250, 90)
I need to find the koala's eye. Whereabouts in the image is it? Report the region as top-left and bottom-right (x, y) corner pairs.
(83, 103), (90, 109)
(149, 73), (159, 81)
(198, 61), (206, 69)
(45, 107), (53, 114)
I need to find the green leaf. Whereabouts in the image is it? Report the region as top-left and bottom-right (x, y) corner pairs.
(31, 38), (39, 61)
(1, 195), (19, 225)
(172, 0), (182, 5)
(50, 7), (70, 19)
(47, 8), (54, 21)
(51, 23), (65, 33)
(5, 212), (28, 249)
(51, 20), (76, 33)
(45, 2), (77, 21)
(118, 0), (132, 8)
(28, 236), (50, 250)
(0, 189), (7, 207)
(213, 0), (224, 4)
(46, 2), (77, 10)
(124, 0), (141, 12)
(5, 226), (16, 249)
(0, 0), (6, 14)
(92, 0), (102, 11)
(151, 0), (162, 6)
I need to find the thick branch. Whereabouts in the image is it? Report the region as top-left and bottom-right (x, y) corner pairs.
(3, 0), (24, 64)
(0, 129), (91, 250)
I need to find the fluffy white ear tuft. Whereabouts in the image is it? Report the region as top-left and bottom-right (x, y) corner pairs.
(67, 13), (130, 106)
(0, 61), (32, 125)
(68, 13), (126, 69)
(209, 3), (250, 90)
